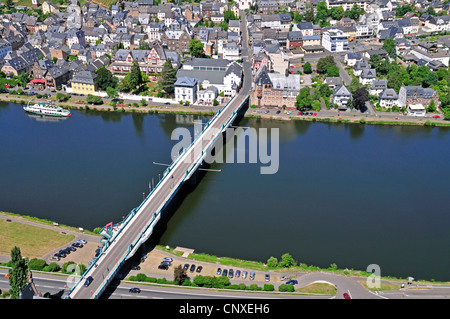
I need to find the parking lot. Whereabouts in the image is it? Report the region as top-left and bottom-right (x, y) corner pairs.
(125, 249), (296, 286)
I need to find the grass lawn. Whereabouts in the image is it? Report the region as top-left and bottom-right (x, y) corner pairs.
(0, 219), (75, 258)
(296, 283), (337, 295)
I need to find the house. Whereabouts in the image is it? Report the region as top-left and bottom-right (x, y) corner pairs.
(326, 0), (369, 11)
(407, 104), (426, 116)
(344, 52), (362, 67)
(222, 42), (241, 61)
(250, 66), (300, 108)
(378, 88), (398, 108)
(287, 31), (303, 50)
(353, 59), (370, 76)
(174, 76), (199, 104)
(359, 68), (376, 85)
(398, 86), (439, 109)
(197, 85), (219, 106)
(369, 79), (387, 95)
(332, 84), (352, 110)
(324, 77), (342, 89)
(70, 70), (97, 95)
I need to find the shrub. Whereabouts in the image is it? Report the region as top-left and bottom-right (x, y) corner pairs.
(28, 258), (47, 271)
(263, 284), (274, 291)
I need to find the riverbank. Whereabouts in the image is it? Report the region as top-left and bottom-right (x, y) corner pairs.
(1, 210), (449, 288)
(2, 93), (449, 127)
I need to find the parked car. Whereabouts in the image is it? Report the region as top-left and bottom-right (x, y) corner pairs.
(50, 256), (59, 261)
(286, 280), (298, 285)
(162, 257), (173, 262)
(433, 115), (440, 119)
(242, 271), (247, 279)
(249, 271), (255, 280)
(235, 270), (241, 278)
(196, 265), (203, 273)
(84, 276), (93, 287)
(216, 268), (222, 275)
(228, 269), (234, 278)
(183, 264), (189, 270)
(130, 265), (141, 270)
(77, 239), (87, 244)
(222, 269), (228, 277)
(190, 264), (196, 272)
(158, 264), (169, 270)
(129, 288), (141, 293)
(265, 274), (270, 281)
(343, 292), (351, 299)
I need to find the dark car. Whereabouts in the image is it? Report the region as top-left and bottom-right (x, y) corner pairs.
(190, 264), (196, 272)
(216, 268), (222, 275)
(72, 242), (83, 248)
(183, 264), (189, 270)
(286, 280), (298, 285)
(66, 246), (76, 252)
(228, 269), (234, 278)
(158, 264), (169, 270)
(196, 265), (203, 273)
(276, 110), (281, 114)
(84, 276), (93, 287)
(222, 269), (228, 277)
(265, 274), (270, 281)
(129, 288), (141, 293)
(235, 270), (241, 278)
(130, 265), (141, 270)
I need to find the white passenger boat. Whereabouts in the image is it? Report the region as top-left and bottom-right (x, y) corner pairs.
(23, 101), (71, 117)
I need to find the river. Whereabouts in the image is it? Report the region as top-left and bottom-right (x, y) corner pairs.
(1, 101), (449, 281)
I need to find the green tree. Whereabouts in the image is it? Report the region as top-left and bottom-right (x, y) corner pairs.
(189, 39), (204, 58)
(267, 256), (278, 268)
(106, 86), (119, 100)
(387, 71), (403, 93)
(326, 65), (340, 77)
(8, 246), (28, 299)
(279, 253), (295, 268)
(427, 100), (436, 113)
(303, 62), (312, 74)
(316, 1), (329, 22)
(348, 77), (361, 94)
(128, 60), (143, 91)
(382, 38), (397, 60)
(95, 67), (118, 91)
(296, 87), (313, 109)
(160, 59), (177, 96)
(331, 6), (344, 20)
(317, 56), (335, 74)
(86, 94), (103, 105)
(304, 8), (315, 22)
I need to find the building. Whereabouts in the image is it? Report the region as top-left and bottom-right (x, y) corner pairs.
(397, 86), (439, 109)
(407, 104), (426, 116)
(287, 31), (303, 50)
(359, 68), (376, 85)
(326, 0), (369, 11)
(332, 84), (352, 110)
(160, 30), (191, 54)
(176, 58), (242, 96)
(344, 52), (362, 67)
(71, 70), (97, 95)
(322, 29), (349, 52)
(378, 88), (398, 108)
(175, 76), (199, 104)
(251, 66), (301, 108)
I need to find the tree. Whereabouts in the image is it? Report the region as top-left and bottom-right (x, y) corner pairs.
(106, 86), (119, 100)
(189, 39), (204, 58)
(5, 0), (13, 9)
(387, 71), (403, 93)
(348, 77), (361, 94)
(160, 59), (177, 96)
(174, 265), (188, 285)
(303, 62), (312, 74)
(9, 246), (28, 299)
(382, 38), (397, 60)
(95, 67), (118, 91)
(138, 41), (150, 50)
(267, 256), (278, 268)
(317, 56), (335, 74)
(304, 8), (315, 22)
(86, 94), (103, 105)
(128, 60), (143, 91)
(279, 253), (295, 268)
(316, 1), (329, 22)
(296, 87), (313, 109)
(331, 6), (344, 20)
(326, 65), (340, 77)
(427, 100), (436, 113)
(352, 87), (369, 111)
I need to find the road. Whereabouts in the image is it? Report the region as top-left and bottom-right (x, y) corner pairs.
(67, 11), (252, 300)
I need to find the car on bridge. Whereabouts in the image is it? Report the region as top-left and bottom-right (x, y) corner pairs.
(84, 276), (93, 287)
(129, 288), (141, 293)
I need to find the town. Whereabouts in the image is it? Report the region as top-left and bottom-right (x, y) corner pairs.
(0, 0), (449, 121)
